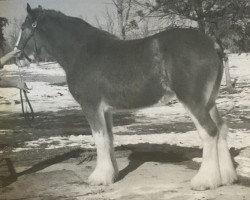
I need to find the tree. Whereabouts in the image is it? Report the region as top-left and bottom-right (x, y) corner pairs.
(0, 17), (8, 54)
(135, 0), (250, 92)
(112, 0), (134, 39)
(94, 8), (116, 35)
(94, 1), (149, 39)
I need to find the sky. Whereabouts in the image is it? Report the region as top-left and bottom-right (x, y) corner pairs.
(0, 0), (115, 30)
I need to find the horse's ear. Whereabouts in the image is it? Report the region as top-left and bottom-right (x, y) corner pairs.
(27, 3), (33, 15)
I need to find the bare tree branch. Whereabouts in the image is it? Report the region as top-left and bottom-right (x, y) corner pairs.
(124, 0), (132, 26)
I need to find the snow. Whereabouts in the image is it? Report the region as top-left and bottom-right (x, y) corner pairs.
(113, 125), (137, 133)
(2, 62), (65, 76)
(135, 105), (187, 123)
(11, 128), (248, 152)
(228, 54), (250, 80)
(13, 147), (33, 152)
(0, 81), (79, 113)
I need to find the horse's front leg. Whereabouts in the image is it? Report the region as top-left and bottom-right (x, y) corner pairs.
(83, 104), (118, 185)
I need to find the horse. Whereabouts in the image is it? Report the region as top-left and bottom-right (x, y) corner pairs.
(16, 4), (238, 190)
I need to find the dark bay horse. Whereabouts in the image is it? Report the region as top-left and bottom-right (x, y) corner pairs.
(17, 4), (237, 190)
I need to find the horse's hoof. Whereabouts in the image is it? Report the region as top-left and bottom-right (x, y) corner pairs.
(88, 168), (117, 186)
(221, 169), (238, 185)
(191, 171), (222, 190)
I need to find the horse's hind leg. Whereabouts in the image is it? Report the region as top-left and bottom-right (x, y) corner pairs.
(83, 103), (118, 185)
(182, 101), (222, 190)
(209, 105), (238, 185)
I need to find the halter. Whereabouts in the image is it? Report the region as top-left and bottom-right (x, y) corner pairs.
(14, 21), (38, 123)
(15, 21), (38, 60)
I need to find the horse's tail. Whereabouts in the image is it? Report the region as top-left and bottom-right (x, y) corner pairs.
(207, 41), (224, 110)
(214, 38), (225, 63)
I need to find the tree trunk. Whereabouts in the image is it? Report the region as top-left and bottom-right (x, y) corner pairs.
(223, 55), (234, 93)
(116, 0), (126, 40)
(193, 0), (206, 33)
(197, 20), (206, 33)
(215, 38), (234, 93)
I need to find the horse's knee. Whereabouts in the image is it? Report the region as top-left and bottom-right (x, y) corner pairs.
(203, 120), (218, 137)
(189, 107), (219, 138)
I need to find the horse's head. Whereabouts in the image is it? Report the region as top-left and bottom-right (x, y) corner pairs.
(16, 4), (44, 54)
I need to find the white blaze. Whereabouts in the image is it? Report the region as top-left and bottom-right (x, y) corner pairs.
(14, 30), (23, 50)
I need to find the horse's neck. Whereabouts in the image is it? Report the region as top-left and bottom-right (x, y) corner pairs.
(41, 19), (93, 71)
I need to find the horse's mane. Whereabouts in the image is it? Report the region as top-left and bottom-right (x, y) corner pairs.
(34, 8), (118, 40)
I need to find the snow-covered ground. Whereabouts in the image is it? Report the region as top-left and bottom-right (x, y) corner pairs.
(12, 128), (249, 153)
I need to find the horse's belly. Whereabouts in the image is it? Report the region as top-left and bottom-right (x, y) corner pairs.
(108, 88), (175, 112)
(105, 77), (169, 109)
